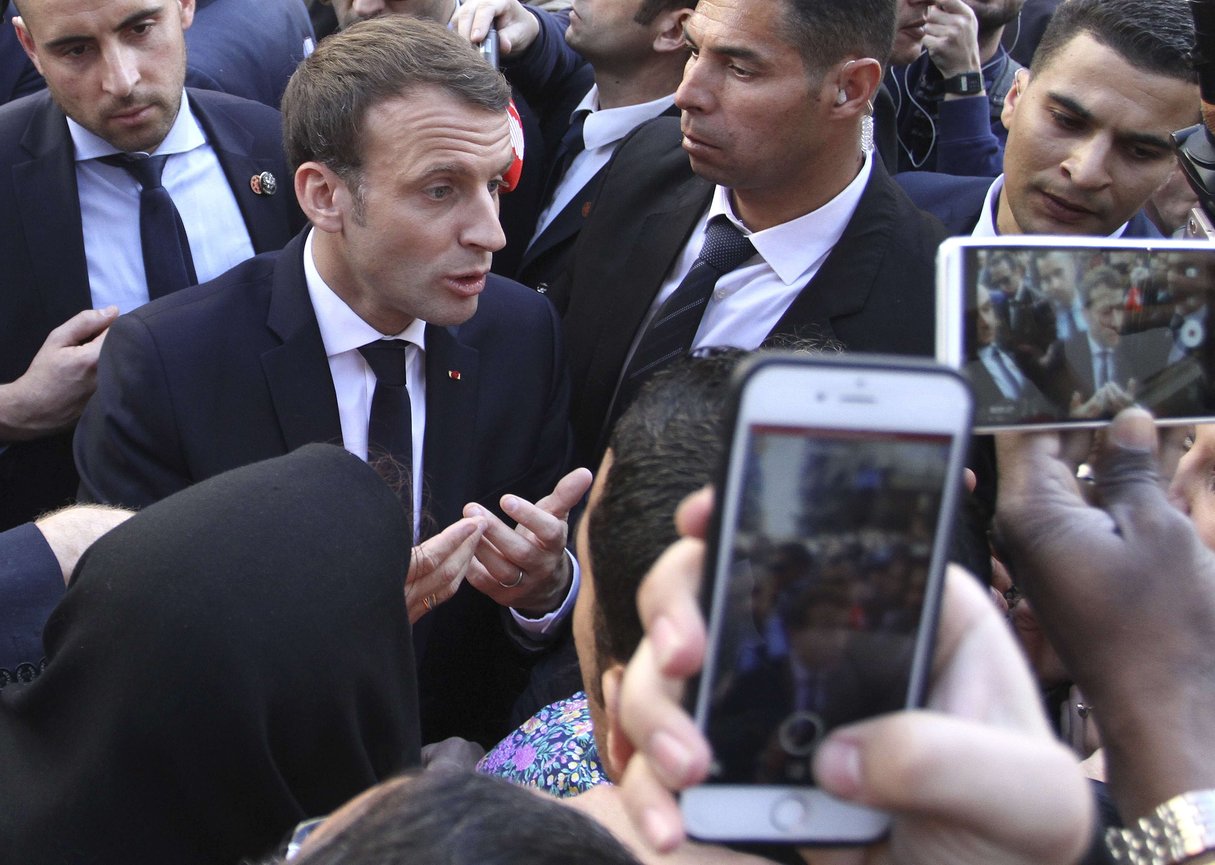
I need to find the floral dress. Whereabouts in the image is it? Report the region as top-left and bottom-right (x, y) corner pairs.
(476, 691), (607, 797)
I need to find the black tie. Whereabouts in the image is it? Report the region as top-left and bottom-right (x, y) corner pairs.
(617, 217), (755, 406)
(358, 340), (414, 534)
(541, 109), (590, 205)
(100, 153), (198, 298)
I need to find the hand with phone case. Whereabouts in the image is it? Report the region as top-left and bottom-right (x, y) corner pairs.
(616, 487), (1093, 865)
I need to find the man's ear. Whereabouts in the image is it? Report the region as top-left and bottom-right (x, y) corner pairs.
(295, 161), (350, 233)
(13, 18), (44, 76)
(652, 7), (692, 55)
(1001, 68), (1029, 131)
(178, 0), (196, 31)
(600, 664), (636, 778)
(831, 56), (883, 114)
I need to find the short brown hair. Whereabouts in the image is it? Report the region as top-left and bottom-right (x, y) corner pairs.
(281, 16), (510, 187)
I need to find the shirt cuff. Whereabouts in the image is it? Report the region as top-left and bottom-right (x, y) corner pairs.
(510, 548), (580, 638)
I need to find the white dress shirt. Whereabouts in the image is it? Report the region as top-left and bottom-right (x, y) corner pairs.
(528, 84), (675, 244)
(72, 91), (255, 313)
(623, 152), (874, 371)
(302, 231), (576, 635)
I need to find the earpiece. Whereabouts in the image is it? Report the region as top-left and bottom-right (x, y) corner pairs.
(835, 89), (848, 105)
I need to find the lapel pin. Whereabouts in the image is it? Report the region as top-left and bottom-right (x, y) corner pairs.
(448, 370), (462, 381)
(250, 171), (278, 196)
(581, 201), (592, 218)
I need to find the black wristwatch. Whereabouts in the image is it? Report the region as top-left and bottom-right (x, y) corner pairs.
(941, 71), (984, 95)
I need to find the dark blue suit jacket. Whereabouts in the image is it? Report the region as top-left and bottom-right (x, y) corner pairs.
(185, 0), (315, 109)
(0, 522), (61, 684)
(0, 88), (304, 531)
(894, 171), (1163, 238)
(73, 231), (574, 744)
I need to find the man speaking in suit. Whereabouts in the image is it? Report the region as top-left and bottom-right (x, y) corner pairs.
(556, 0), (946, 465)
(0, 0), (302, 531)
(75, 16), (589, 746)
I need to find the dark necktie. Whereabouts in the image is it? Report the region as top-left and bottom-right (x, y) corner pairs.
(100, 153), (197, 298)
(1096, 349), (1113, 388)
(358, 339), (414, 535)
(613, 216), (755, 420)
(541, 109), (590, 205)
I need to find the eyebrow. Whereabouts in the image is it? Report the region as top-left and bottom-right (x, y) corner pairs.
(1047, 91), (1173, 151)
(681, 23), (766, 66)
(44, 5), (163, 50)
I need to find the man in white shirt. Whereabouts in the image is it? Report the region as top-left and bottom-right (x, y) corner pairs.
(556, 0), (946, 465)
(895, 0), (1199, 239)
(0, 0), (302, 529)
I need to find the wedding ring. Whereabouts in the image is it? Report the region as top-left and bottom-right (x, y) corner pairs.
(423, 593), (437, 612)
(494, 569), (525, 589)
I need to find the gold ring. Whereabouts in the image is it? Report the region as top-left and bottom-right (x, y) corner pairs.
(423, 593), (437, 612)
(494, 569), (524, 590)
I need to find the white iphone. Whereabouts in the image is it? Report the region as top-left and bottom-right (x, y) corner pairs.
(681, 354), (972, 846)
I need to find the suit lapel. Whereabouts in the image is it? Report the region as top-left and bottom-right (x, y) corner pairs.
(518, 168), (606, 271)
(261, 233), (345, 451)
(420, 325), (479, 532)
(13, 96), (91, 329)
(188, 90), (283, 253)
(770, 163), (899, 344)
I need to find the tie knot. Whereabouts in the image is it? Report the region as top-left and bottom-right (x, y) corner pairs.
(698, 216), (754, 274)
(358, 339), (410, 387)
(99, 152), (170, 190)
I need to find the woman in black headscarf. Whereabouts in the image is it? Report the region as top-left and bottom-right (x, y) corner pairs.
(0, 444), (421, 865)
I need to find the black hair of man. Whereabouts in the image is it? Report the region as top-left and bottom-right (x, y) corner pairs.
(634, 0), (696, 26)
(1079, 265), (1127, 308)
(291, 772), (643, 865)
(587, 350), (744, 682)
(1031, 0), (1197, 83)
(778, 0), (897, 74)
(280, 15), (510, 187)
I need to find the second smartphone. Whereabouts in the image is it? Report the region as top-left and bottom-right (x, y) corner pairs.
(681, 354), (973, 846)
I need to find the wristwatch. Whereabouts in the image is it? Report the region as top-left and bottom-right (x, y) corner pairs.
(1106, 790), (1215, 865)
(940, 71), (984, 95)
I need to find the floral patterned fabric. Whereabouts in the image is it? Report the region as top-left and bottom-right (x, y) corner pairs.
(477, 691), (607, 798)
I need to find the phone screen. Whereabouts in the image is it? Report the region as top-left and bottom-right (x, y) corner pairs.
(955, 243), (1215, 429)
(702, 425), (952, 787)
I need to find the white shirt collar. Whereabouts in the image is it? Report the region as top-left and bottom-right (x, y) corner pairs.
(578, 84), (676, 152)
(69, 90), (205, 160)
(303, 229), (427, 357)
(708, 152), (873, 285)
(973, 174), (1132, 238)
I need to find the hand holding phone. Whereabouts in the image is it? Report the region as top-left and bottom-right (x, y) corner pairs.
(681, 355), (972, 845)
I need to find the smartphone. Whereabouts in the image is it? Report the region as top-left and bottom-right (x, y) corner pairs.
(681, 354), (972, 845)
(936, 236), (1215, 432)
(478, 25), (499, 68)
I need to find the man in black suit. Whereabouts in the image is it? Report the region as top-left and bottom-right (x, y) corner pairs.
(556, 0), (946, 466)
(74, 17), (588, 746)
(896, 0), (1198, 239)
(0, 0), (303, 531)
(454, 0), (692, 292)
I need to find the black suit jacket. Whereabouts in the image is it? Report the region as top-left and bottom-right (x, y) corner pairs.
(1063, 328), (1173, 401)
(73, 231), (574, 744)
(0, 88), (304, 530)
(558, 116), (947, 465)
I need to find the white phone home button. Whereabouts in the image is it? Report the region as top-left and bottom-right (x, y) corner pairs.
(771, 794), (810, 831)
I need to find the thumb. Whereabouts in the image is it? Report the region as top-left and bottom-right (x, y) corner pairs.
(47, 306), (119, 347)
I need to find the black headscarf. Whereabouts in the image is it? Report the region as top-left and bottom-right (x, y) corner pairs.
(0, 444), (421, 865)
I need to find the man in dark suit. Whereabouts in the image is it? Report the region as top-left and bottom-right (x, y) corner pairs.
(0, 0), (304, 531)
(555, 0), (946, 466)
(454, 0), (691, 293)
(895, 0), (1198, 239)
(75, 17), (588, 746)
(1063, 265), (1172, 417)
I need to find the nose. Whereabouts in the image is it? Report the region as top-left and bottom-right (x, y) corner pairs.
(100, 43), (139, 98)
(1061, 135), (1113, 190)
(463, 186), (507, 253)
(350, 0), (386, 19)
(675, 52), (713, 115)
